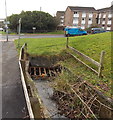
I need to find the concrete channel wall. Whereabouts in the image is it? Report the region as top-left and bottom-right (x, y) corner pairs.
(19, 43), (50, 119)
(19, 43), (34, 119)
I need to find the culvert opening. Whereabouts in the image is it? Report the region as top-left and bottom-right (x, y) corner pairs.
(28, 55), (66, 80)
(29, 65), (62, 80)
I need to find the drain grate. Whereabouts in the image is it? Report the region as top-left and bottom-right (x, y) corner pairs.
(29, 65), (62, 80)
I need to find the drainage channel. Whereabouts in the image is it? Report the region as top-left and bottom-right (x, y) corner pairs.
(29, 65), (66, 118)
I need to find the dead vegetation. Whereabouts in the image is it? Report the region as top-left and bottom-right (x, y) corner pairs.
(52, 69), (113, 119)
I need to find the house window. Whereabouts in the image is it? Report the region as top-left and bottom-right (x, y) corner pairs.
(73, 18), (78, 24)
(107, 27), (111, 30)
(103, 18), (105, 21)
(82, 18), (85, 21)
(102, 21), (105, 24)
(61, 19), (64, 23)
(107, 20), (111, 25)
(108, 14), (112, 18)
(98, 19), (101, 24)
(108, 18), (112, 21)
(73, 12), (79, 17)
(103, 14), (106, 18)
(82, 13), (86, 17)
(60, 16), (64, 19)
(89, 18), (91, 21)
(89, 13), (93, 18)
(74, 12), (78, 14)
(99, 13), (101, 18)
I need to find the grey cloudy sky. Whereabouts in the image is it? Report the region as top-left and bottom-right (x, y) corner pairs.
(0, 0), (112, 18)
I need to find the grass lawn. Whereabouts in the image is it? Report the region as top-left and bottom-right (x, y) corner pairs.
(15, 32), (112, 97)
(0, 31), (6, 34)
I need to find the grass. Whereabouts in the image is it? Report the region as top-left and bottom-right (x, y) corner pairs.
(69, 32), (111, 77)
(15, 32), (112, 97)
(0, 31), (6, 34)
(15, 37), (67, 55)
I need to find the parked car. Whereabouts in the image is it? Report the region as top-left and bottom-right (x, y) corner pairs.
(0, 28), (3, 31)
(91, 28), (106, 34)
(64, 26), (87, 37)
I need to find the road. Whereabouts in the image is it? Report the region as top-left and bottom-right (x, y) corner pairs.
(1, 34), (64, 41)
(1, 41), (29, 119)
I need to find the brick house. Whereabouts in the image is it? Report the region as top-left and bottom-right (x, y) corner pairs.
(56, 11), (65, 29)
(56, 5), (113, 31)
(97, 5), (113, 31)
(64, 6), (98, 29)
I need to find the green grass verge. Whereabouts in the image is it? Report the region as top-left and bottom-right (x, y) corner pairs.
(0, 31), (6, 34)
(15, 37), (67, 56)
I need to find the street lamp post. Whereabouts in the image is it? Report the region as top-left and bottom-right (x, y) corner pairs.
(18, 18), (21, 48)
(5, 0), (8, 42)
(18, 18), (21, 39)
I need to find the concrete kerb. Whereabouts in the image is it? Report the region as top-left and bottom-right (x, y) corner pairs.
(0, 42), (2, 119)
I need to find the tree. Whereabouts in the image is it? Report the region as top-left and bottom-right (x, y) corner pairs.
(8, 11), (59, 33)
(7, 14), (19, 33)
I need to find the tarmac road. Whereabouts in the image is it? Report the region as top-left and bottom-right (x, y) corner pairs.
(1, 34), (64, 41)
(1, 41), (29, 119)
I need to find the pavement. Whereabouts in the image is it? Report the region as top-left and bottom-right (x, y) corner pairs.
(1, 41), (29, 119)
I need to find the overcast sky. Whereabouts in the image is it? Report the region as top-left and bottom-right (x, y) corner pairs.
(0, 0), (112, 18)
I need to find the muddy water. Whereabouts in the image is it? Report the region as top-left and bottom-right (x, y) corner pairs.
(34, 79), (66, 118)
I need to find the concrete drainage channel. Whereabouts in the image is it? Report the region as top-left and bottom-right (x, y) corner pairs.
(19, 44), (113, 119)
(28, 56), (66, 118)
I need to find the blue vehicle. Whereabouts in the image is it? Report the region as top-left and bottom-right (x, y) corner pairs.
(91, 28), (106, 34)
(64, 27), (87, 37)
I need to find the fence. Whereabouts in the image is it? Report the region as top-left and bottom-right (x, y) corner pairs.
(66, 37), (105, 78)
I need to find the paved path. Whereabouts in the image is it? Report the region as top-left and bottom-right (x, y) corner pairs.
(1, 41), (29, 119)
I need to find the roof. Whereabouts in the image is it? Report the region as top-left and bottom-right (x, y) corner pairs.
(97, 7), (111, 12)
(97, 5), (113, 12)
(56, 11), (65, 14)
(68, 6), (96, 12)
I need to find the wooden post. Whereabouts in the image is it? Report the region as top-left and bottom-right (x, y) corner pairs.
(66, 37), (69, 48)
(24, 43), (27, 60)
(39, 67), (41, 76)
(98, 51), (105, 78)
(34, 67), (36, 75)
(24, 43), (27, 51)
